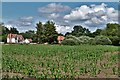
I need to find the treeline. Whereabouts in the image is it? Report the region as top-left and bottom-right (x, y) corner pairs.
(0, 21), (120, 45)
(0, 21), (59, 44)
(63, 23), (120, 46)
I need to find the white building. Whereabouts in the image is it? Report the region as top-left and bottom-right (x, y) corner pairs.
(7, 33), (24, 43)
(23, 39), (32, 44)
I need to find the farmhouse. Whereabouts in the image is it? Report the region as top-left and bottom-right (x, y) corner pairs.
(7, 33), (24, 43)
(57, 36), (65, 43)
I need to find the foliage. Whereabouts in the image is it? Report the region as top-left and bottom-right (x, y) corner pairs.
(36, 21), (43, 43)
(65, 35), (81, 44)
(2, 34), (7, 43)
(100, 23), (120, 45)
(108, 36), (120, 46)
(36, 21), (58, 44)
(62, 35), (93, 45)
(94, 36), (112, 45)
(0, 23), (19, 43)
(65, 25), (90, 37)
(2, 44), (119, 78)
(103, 23), (119, 36)
(78, 36), (94, 44)
(20, 30), (36, 42)
(9, 27), (19, 34)
(61, 39), (78, 45)
(90, 29), (102, 37)
(0, 23), (9, 42)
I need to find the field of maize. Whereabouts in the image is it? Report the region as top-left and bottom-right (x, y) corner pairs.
(2, 44), (120, 78)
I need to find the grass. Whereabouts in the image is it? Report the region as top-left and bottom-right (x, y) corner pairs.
(2, 44), (119, 78)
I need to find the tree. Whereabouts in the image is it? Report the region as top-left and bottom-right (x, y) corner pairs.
(94, 35), (112, 45)
(36, 21), (58, 44)
(66, 25), (91, 37)
(43, 21), (58, 44)
(101, 23), (120, 45)
(65, 32), (71, 36)
(36, 21), (43, 43)
(9, 27), (19, 34)
(91, 29), (102, 37)
(0, 23), (9, 35)
(0, 23), (10, 42)
(20, 30), (35, 38)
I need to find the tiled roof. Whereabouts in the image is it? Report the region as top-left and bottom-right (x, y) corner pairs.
(7, 33), (17, 38)
(28, 39), (32, 42)
(7, 33), (24, 41)
(17, 35), (24, 41)
(57, 36), (65, 41)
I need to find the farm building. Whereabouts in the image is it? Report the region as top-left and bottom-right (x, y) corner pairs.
(57, 36), (65, 43)
(24, 39), (32, 44)
(7, 33), (24, 43)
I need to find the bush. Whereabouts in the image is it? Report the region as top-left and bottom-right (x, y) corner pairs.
(108, 36), (120, 46)
(62, 35), (94, 45)
(94, 36), (112, 45)
(61, 39), (78, 45)
(66, 35), (81, 44)
(78, 36), (94, 44)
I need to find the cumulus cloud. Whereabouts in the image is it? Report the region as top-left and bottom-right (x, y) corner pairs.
(5, 24), (13, 30)
(64, 5), (92, 21)
(6, 16), (35, 32)
(38, 3), (71, 13)
(19, 16), (34, 26)
(48, 13), (60, 19)
(56, 24), (73, 34)
(4, 3), (118, 34)
(63, 3), (118, 32)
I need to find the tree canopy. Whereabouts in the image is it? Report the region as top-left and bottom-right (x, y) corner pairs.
(36, 21), (58, 44)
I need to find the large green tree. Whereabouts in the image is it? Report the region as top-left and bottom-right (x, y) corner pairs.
(9, 27), (19, 34)
(66, 25), (91, 37)
(101, 23), (120, 45)
(90, 29), (102, 37)
(0, 23), (10, 42)
(36, 21), (58, 44)
(36, 21), (43, 43)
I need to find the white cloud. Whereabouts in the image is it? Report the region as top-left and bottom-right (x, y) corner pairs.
(63, 3), (118, 33)
(5, 24), (13, 30)
(6, 16), (35, 32)
(19, 16), (34, 26)
(38, 3), (71, 13)
(20, 16), (33, 22)
(106, 8), (118, 21)
(64, 5), (92, 21)
(55, 24), (73, 34)
(48, 13), (60, 19)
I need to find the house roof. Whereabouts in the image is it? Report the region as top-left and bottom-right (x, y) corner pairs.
(25, 39), (32, 42)
(17, 35), (24, 41)
(28, 39), (32, 42)
(7, 33), (24, 41)
(7, 33), (17, 38)
(57, 36), (65, 41)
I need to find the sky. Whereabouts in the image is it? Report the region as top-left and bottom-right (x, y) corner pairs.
(2, 2), (119, 34)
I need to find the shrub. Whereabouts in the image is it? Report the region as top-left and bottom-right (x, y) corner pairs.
(61, 39), (78, 45)
(78, 36), (94, 44)
(108, 36), (120, 46)
(66, 35), (81, 44)
(94, 36), (112, 45)
(62, 35), (94, 45)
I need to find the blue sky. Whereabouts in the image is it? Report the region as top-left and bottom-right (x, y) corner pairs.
(2, 2), (119, 34)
